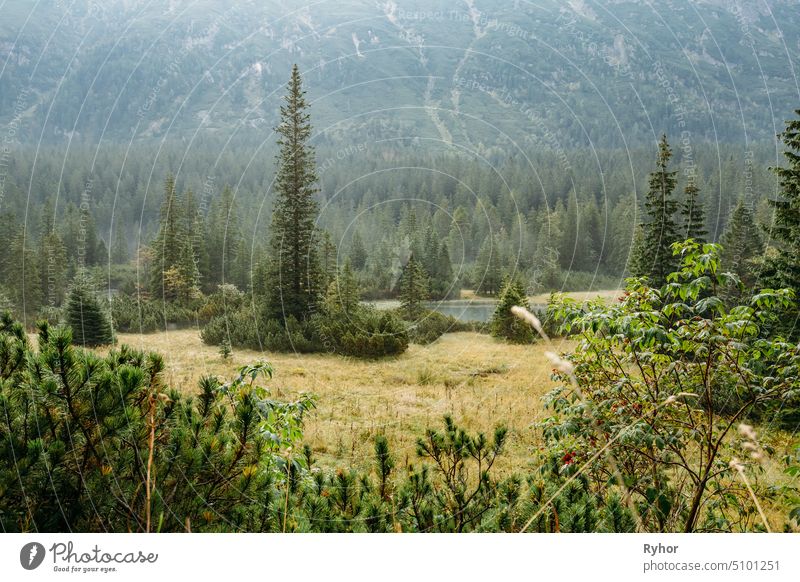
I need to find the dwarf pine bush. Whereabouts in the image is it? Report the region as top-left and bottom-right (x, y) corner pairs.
(0, 312), (314, 532)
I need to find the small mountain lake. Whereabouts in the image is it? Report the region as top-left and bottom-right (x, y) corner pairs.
(366, 299), (499, 323)
(366, 291), (615, 323)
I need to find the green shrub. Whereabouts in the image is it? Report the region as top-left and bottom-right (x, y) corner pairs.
(313, 306), (408, 357)
(111, 293), (201, 333)
(202, 291), (409, 358)
(0, 313), (315, 532)
(544, 241), (800, 532)
(201, 306), (263, 349)
(290, 416), (637, 533)
(197, 283), (246, 321)
(0, 310), (700, 533)
(403, 309), (466, 345)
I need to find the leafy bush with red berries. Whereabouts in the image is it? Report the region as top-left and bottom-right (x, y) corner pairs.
(544, 241), (800, 532)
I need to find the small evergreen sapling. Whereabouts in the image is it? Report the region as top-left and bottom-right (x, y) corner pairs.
(220, 338), (232, 359)
(491, 277), (535, 343)
(65, 274), (114, 346)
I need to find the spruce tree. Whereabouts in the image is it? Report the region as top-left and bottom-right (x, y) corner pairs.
(82, 211), (101, 267)
(397, 253), (429, 319)
(60, 203), (82, 273)
(627, 225), (647, 278)
(349, 230), (367, 270)
(183, 188), (206, 290)
(559, 193), (580, 271)
(66, 273), (114, 346)
(175, 237), (201, 300)
(579, 197), (602, 271)
(762, 110), (800, 299)
(150, 175), (184, 298)
(148, 176), (200, 301)
(490, 277), (535, 343)
(401, 206), (417, 239)
(447, 206), (470, 264)
(37, 202), (67, 308)
(434, 241), (456, 299)
(206, 185), (241, 290)
(0, 213), (20, 285)
(681, 178), (707, 242)
(319, 230), (338, 293)
(608, 197), (636, 276)
(325, 259), (360, 314)
(111, 224), (129, 264)
(7, 230), (42, 323)
(720, 201), (763, 291)
(633, 135), (680, 286)
(264, 65), (322, 323)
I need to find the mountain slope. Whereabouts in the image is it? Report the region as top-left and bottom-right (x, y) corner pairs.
(1, 0), (798, 149)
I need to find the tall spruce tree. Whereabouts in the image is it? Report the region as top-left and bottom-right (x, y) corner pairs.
(559, 192), (581, 271)
(433, 241), (456, 299)
(627, 224), (647, 278)
(111, 223), (129, 264)
(264, 65), (322, 323)
(397, 253), (429, 319)
(633, 135), (680, 285)
(7, 230), (42, 323)
(0, 213), (20, 286)
(183, 188), (206, 290)
(681, 178), (707, 242)
(762, 110), (800, 300)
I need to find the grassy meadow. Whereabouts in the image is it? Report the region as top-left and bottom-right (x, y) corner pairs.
(100, 323), (799, 529)
(111, 329), (569, 474)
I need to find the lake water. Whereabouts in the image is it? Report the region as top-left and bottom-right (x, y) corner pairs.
(367, 299), (498, 323)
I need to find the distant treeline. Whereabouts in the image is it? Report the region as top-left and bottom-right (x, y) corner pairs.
(0, 139), (781, 315)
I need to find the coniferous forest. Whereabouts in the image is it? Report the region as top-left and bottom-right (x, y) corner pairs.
(1, 1), (800, 537)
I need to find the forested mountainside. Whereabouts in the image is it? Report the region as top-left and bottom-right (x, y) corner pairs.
(1, 0), (798, 148)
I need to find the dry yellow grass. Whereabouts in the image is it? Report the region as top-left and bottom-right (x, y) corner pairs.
(114, 329), (572, 473)
(107, 328), (797, 529)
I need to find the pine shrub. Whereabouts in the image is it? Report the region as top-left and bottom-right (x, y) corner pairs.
(111, 293), (201, 333)
(0, 315), (314, 532)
